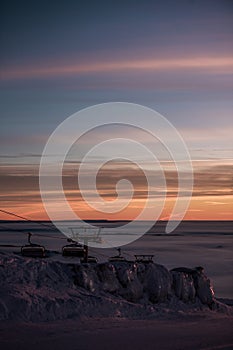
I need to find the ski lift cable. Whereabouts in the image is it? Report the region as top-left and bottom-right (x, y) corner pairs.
(0, 210), (117, 259)
(0, 210), (135, 259)
(0, 221), (131, 260)
(0, 213), (103, 244)
(0, 244), (21, 247)
(0, 224), (29, 234)
(0, 223), (68, 241)
(0, 209), (57, 230)
(0, 209), (71, 240)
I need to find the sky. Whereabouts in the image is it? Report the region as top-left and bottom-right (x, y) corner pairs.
(0, 0), (232, 221)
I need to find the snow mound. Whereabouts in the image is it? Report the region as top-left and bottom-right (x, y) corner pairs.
(0, 253), (232, 322)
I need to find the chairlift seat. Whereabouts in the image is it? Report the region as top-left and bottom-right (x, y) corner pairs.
(81, 256), (98, 263)
(21, 244), (46, 258)
(62, 243), (85, 257)
(135, 254), (154, 263)
(108, 256), (127, 262)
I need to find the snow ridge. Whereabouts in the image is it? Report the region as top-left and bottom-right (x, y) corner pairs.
(0, 253), (231, 321)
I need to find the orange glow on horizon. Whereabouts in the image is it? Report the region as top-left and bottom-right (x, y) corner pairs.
(1, 194), (232, 222)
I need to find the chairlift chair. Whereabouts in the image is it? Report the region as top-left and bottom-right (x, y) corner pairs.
(108, 248), (127, 262)
(21, 232), (46, 258)
(62, 238), (85, 257)
(81, 256), (98, 264)
(67, 226), (102, 262)
(134, 254), (154, 263)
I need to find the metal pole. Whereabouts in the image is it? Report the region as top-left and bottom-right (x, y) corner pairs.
(83, 238), (88, 263)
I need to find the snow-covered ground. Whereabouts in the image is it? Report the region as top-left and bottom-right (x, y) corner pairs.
(0, 252), (233, 350)
(0, 222), (233, 350)
(0, 251), (232, 322)
(1, 315), (233, 350)
(1, 221), (232, 298)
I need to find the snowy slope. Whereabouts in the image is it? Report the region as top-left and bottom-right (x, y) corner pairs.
(0, 252), (231, 322)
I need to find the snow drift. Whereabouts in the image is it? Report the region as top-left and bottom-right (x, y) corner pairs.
(0, 253), (231, 322)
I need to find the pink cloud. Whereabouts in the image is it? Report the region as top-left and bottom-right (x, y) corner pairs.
(1, 56), (233, 80)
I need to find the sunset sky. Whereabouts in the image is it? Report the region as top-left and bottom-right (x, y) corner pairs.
(0, 0), (232, 221)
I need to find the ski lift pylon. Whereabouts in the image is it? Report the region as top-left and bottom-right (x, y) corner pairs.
(66, 226), (102, 262)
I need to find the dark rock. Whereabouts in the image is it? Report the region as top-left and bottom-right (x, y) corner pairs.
(171, 271), (195, 302)
(171, 266), (214, 306)
(114, 262), (143, 302)
(194, 272), (214, 305)
(144, 264), (172, 303)
(73, 264), (99, 293)
(96, 263), (120, 293)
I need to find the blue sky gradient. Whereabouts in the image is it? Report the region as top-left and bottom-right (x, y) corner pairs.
(0, 0), (232, 220)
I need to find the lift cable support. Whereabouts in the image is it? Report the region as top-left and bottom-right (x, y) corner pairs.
(67, 226), (103, 263)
